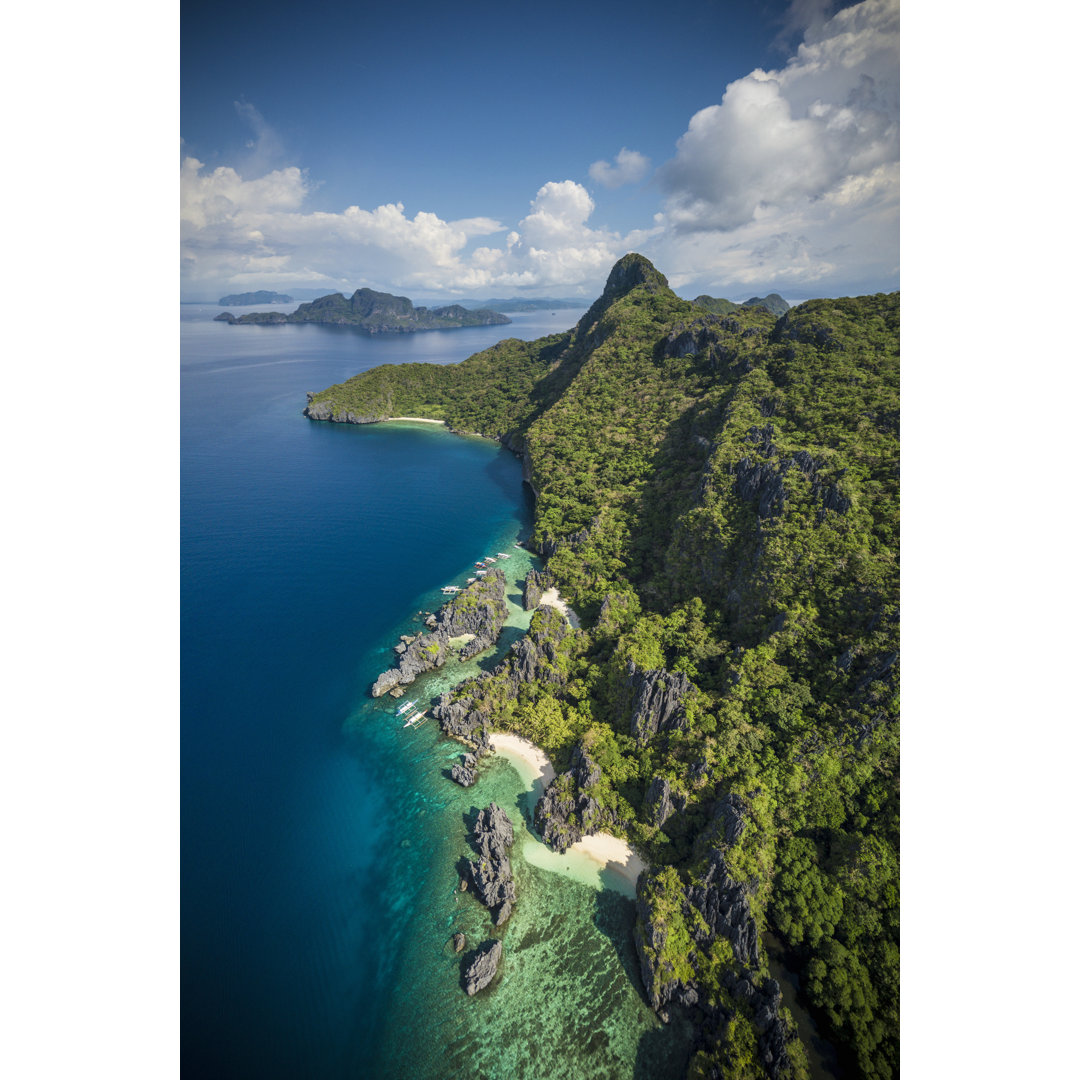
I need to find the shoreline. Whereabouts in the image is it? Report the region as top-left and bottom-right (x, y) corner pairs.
(489, 733), (647, 892)
(384, 416), (446, 424)
(537, 586), (581, 629)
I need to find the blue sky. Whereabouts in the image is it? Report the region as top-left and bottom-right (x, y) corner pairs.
(181, 0), (899, 302)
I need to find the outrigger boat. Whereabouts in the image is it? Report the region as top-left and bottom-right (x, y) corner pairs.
(441, 585), (460, 593)
(403, 710), (428, 729)
(395, 699), (418, 715)
(484, 557), (496, 564)
(497, 552), (510, 559)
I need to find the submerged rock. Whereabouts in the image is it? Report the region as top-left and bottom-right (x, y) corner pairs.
(463, 940), (502, 996)
(452, 933), (466, 953)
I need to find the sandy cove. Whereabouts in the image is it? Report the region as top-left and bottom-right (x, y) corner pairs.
(489, 733), (647, 893)
(384, 416), (446, 424)
(537, 587), (582, 629)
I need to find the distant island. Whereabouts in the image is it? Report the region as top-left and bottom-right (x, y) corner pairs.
(460, 297), (584, 313)
(693, 292), (790, 317)
(214, 288), (512, 334)
(218, 290), (293, 305)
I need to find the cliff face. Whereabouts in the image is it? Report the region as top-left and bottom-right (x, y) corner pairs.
(308, 255), (899, 1080)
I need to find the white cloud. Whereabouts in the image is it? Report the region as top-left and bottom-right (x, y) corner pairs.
(588, 148), (651, 189)
(181, 3), (898, 301)
(180, 164), (630, 295)
(655, 0), (898, 289)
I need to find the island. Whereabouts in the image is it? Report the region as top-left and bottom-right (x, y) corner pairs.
(215, 287), (511, 334)
(218, 290), (293, 305)
(306, 254), (899, 1080)
(692, 291), (791, 316)
(461, 297), (584, 313)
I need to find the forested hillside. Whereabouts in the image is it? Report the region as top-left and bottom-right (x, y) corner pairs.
(307, 255), (900, 1080)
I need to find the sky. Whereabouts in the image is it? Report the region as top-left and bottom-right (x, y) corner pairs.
(180, 0), (899, 302)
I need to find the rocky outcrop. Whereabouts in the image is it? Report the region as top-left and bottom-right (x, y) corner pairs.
(686, 846), (759, 968)
(660, 315), (741, 371)
(522, 568), (553, 610)
(644, 776), (675, 827)
(534, 745), (617, 852)
(463, 940), (503, 996)
(451, 753), (478, 787)
(634, 840), (795, 1080)
(626, 661), (696, 744)
(451, 932), (466, 953)
(432, 604), (570, 742)
(468, 804), (516, 921)
(370, 571), (509, 696)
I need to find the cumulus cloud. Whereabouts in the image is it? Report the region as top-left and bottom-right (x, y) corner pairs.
(180, 163), (634, 295)
(654, 0), (898, 289)
(588, 148), (651, 189)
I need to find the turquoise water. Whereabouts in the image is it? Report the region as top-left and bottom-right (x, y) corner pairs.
(181, 309), (694, 1077)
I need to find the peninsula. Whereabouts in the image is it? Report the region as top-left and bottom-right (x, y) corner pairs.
(215, 287), (511, 334)
(306, 254), (899, 1080)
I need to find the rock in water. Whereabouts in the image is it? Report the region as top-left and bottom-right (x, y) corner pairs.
(463, 940), (503, 996)
(452, 933), (466, 953)
(468, 803), (516, 919)
(451, 756), (479, 787)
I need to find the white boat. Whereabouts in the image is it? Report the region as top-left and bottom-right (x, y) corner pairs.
(441, 585), (460, 593)
(497, 552), (510, 559)
(403, 710), (427, 728)
(484, 557), (496, 564)
(395, 699), (418, 715)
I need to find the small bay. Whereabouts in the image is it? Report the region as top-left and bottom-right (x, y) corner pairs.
(181, 308), (695, 1077)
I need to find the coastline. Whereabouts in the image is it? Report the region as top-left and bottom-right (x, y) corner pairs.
(489, 732), (647, 894)
(384, 416), (446, 424)
(537, 586), (581, 629)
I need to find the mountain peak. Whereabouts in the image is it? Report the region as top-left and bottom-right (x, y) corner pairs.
(574, 254), (671, 345)
(602, 253), (668, 299)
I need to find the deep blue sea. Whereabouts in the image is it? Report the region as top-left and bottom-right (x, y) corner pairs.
(181, 306), (695, 1078)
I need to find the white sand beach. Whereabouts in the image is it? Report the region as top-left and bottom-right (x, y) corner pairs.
(490, 733), (647, 896)
(538, 587), (582, 629)
(385, 416), (446, 424)
(489, 733), (556, 786)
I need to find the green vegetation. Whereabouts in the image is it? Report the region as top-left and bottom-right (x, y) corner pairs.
(309, 255), (899, 1080)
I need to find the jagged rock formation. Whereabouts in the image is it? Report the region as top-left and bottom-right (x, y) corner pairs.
(432, 604), (570, 744)
(451, 932), (466, 953)
(450, 753), (478, 787)
(533, 746), (618, 852)
(463, 940), (503, 996)
(643, 776), (675, 827)
(626, 661), (696, 744)
(468, 804), (516, 924)
(220, 287), (510, 333)
(370, 571), (508, 696)
(522, 568), (553, 609)
(634, 792), (800, 1080)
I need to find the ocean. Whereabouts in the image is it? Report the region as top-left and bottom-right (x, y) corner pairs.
(181, 306), (696, 1078)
